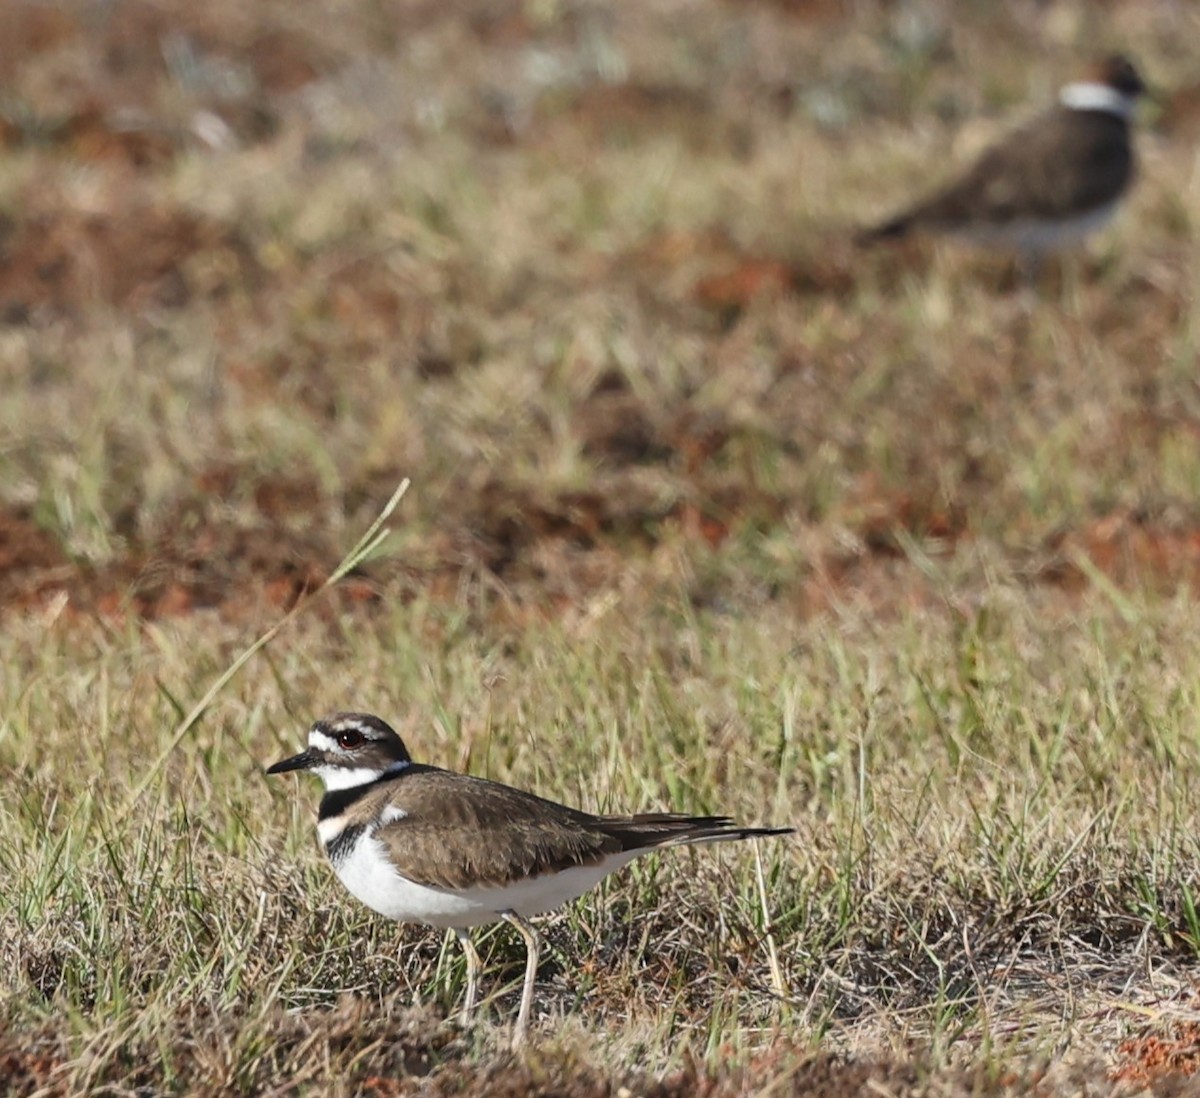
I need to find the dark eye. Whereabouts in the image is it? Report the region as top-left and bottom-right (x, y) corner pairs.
(336, 729), (364, 749)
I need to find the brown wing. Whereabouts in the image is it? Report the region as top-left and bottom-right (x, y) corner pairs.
(371, 768), (792, 891)
(371, 768), (624, 890)
(909, 109), (1133, 227)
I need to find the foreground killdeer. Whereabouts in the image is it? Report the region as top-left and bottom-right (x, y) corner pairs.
(859, 55), (1146, 269)
(267, 712), (792, 1048)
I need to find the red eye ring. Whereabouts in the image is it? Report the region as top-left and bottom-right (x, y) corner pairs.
(336, 729), (364, 748)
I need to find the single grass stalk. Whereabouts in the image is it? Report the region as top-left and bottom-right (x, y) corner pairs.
(115, 478), (410, 823)
(1066, 547), (1140, 624)
(753, 840), (788, 1010)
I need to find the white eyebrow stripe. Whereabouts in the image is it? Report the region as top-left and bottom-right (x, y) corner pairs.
(1059, 82), (1136, 120)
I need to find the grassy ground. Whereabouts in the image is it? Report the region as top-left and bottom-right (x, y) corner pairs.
(4, 0), (1200, 1093)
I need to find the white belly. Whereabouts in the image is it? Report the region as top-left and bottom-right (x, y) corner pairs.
(963, 199), (1120, 255)
(330, 832), (640, 929)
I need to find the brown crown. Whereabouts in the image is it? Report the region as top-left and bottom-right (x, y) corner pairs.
(1092, 54), (1146, 99)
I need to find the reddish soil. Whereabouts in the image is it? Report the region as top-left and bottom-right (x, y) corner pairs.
(1112, 1017), (1200, 1088)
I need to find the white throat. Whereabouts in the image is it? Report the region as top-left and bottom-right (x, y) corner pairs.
(315, 760), (410, 792)
(1059, 82), (1136, 120)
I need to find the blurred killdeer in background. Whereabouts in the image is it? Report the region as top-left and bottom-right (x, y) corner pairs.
(859, 54), (1146, 270)
(267, 712), (792, 1048)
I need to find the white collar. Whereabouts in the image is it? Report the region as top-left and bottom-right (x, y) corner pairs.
(1059, 81), (1136, 121)
(314, 758), (410, 792)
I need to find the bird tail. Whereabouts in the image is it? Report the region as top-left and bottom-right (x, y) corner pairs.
(600, 813), (793, 851)
(856, 213), (914, 246)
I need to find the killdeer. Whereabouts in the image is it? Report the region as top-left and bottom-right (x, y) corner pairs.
(859, 54), (1146, 269)
(267, 712), (792, 1048)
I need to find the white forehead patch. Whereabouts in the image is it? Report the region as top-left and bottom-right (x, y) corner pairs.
(309, 728), (339, 753)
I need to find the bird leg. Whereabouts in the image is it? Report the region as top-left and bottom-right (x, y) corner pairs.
(1016, 247), (1045, 288)
(500, 910), (539, 1049)
(454, 927), (482, 1022)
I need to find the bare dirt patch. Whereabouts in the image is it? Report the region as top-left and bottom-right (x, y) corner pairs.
(0, 190), (256, 319)
(1042, 509), (1200, 594)
(0, 505), (73, 612)
(0, 478), (377, 623)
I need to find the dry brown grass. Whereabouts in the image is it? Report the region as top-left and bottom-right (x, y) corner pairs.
(4, 0), (1200, 1093)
